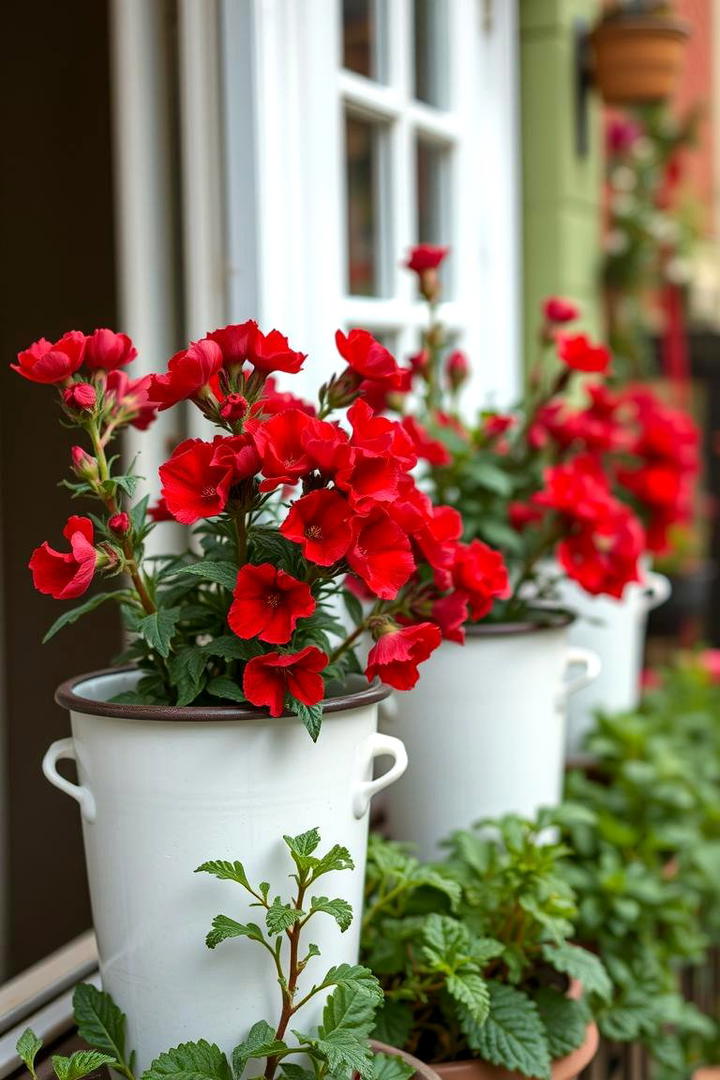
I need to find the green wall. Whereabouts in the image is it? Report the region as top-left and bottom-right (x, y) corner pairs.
(520, 0), (603, 368)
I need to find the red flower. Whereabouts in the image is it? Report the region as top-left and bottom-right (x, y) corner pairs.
(109, 512), (131, 535)
(508, 501), (544, 532)
(219, 393), (249, 422)
(159, 437), (234, 524)
(557, 334), (611, 374)
(558, 504), (643, 599)
(347, 507), (415, 600)
(430, 592), (469, 644)
(253, 410), (344, 490)
(280, 489), (353, 566)
(251, 377), (316, 418)
(12, 331), (86, 384)
(228, 563), (315, 644)
(366, 622), (442, 691)
(483, 413), (515, 438)
(543, 297), (579, 324)
(405, 245), (449, 273)
(29, 516), (97, 600)
(84, 329), (137, 371)
(445, 349), (469, 391)
(210, 432), (260, 482)
(105, 371), (158, 430)
(335, 329), (406, 385)
(401, 416), (451, 466)
(451, 540), (510, 620)
(63, 383), (96, 412)
(535, 455), (615, 526)
(150, 339), (224, 410)
(250, 328), (306, 374)
(206, 321), (258, 369)
(148, 497), (174, 522)
(243, 646), (327, 717)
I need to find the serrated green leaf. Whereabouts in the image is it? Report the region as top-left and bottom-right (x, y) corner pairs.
(177, 562), (239, 591)
(141, 1039), (231, 1080)
(203, 636), (264, 661)
(371, 1001), (414, 1049)
(311, 984), (379, 1076)
(309, 896), (353, 932)
(195, 860), (251, 888)
(231, 1021), (287, 1077)
(535, 989), (589, 1060)
(421, 913), (470, 970)
(542, 942), (612, 1003)
(205, 915), (265, 950)
(52, 1050), (117, 1080)
(372, 1054), (415, 1080)
(283, 828), (321, 870)
(279, 1067), (314, 1080)
(461, 982), (551, 1080)
(446, 972), (490, 1024)
(42, 590), (127, 643)
(312, 844), (355, 877)
(318, 964), (383, 1005)
(113, 474), (139, 499)
(16, 1029), (42, 1078)
(137, 607), (180, 658)
(73, 984), (129, 1069)
(288, 698), (323, 742)
(266, 898), (304, 936)
(342, 590), (365, 628)
(206, 677), (247, 704)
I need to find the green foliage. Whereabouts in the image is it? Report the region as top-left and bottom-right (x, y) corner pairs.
(141, 1040), (231, 1080)
(73, 983), (135, 1080)
(16, 1028), (118, 1080)
(16, 1029), (43, 1079)
(362, 816), (603, 1073)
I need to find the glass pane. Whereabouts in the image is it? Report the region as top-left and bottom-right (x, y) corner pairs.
(343, 0), (383, 80)
(345, 113), (386, 297)
(416, 138), (449, 246)
(414, 0), (448, 107)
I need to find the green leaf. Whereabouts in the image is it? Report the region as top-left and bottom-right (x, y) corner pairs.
(535, 989), (589, 1060)
(231, 1022), (287, 1077)
(141, 1040), (231, 1080)
(371, 1001), (414, 1049)
(421, 913), (470, 970)
(16, 1029), (42, 1079)
(279, 1067), (315, 1080)
(195, 859), (251, 888)
(129, 494), (150, 535)
(177, 562), (239, 591)
(205, 915), (266, 950)
(266, 898), (304, 936)
(284, 827), (321, 868)
(113, 474), (139, 499)
(42, 590), (127, 644)
(446, 972), (490, 1025)
(137, 607), (181, 658)
(318, 964), (383, 1005)
(202, 636), (263, 662)
(463, 459), (514, 497)
(342, 590), (365, 628)
(288, 698), (323, 742)
(309, 896), (353, 932)
(206, 677), (247, 704)
(308, 983), (379, 1077)
(461, 982), (551, 1080)
(52, 1051), (117, 1080)
(542, 942), (612, 1003)
(311, 1029), (375, 1080)
(373, 1054), (415, 1080)
(311, 844), (355, 877)
(73, 984), (128, 1067)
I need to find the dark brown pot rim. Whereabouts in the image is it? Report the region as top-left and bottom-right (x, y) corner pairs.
(464, 612), (573, 638)
(55, 666), (391, 724)
(593, 13), (690, 36)
(369, 1041), (441, 1080)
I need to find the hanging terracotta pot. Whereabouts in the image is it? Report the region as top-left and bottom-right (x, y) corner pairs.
(590, 6), (690, 105)
(431, 1020), (599, 1080)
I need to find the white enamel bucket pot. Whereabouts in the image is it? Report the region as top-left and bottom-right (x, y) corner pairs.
(44, 668), (407, 1073)
(556, 566), (671, 757)
(381, 618), (600, 861)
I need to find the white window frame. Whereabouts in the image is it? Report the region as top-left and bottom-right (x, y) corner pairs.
(219, 0), (522, 410)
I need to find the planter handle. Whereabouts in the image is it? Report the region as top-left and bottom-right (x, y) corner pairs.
(352, 733), (408, 819)
(42, 738), (96, 823)
(564, 647), (601, 698)
(643, 570), (671, 612)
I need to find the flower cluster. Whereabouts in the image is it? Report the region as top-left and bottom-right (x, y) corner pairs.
(376, 246), (654, 613)
(17, 321), (511, 730)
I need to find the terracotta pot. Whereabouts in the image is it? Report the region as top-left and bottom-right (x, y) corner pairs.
(370, 1041), (442, 1080)
(43, 667), (407, 1074)
(431, 1021), (599, 1080)
(591, 11), (690, 105)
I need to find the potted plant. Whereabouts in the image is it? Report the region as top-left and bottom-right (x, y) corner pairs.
(14, 324), (509, 1059)
(590, 3), (690, 106)
(362, 814), (608, 1080)
(16, 826), (424, 1078)
(374, 250), (664, 856)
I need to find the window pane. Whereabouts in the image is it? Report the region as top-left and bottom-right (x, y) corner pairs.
(416, 138), (449, 245)
(345, 113), (387, 297)
(414, 0), (449, 107)
(343, 0), (384, 80)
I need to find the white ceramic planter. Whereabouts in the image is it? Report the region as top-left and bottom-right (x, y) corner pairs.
(381, 619), (600, 860)
(44, 669), (406, 1073)
(555, 569), (671, 757)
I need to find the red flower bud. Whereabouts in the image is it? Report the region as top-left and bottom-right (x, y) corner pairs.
(445, 349), (469, 391)
(84, 328), (137, 371)
(543, 297), (580, 324)
(71, 445), (99, 481)
(219, 393), (249, 421)
(63, 383), (97, 412)
(109, 512), (131, 536)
